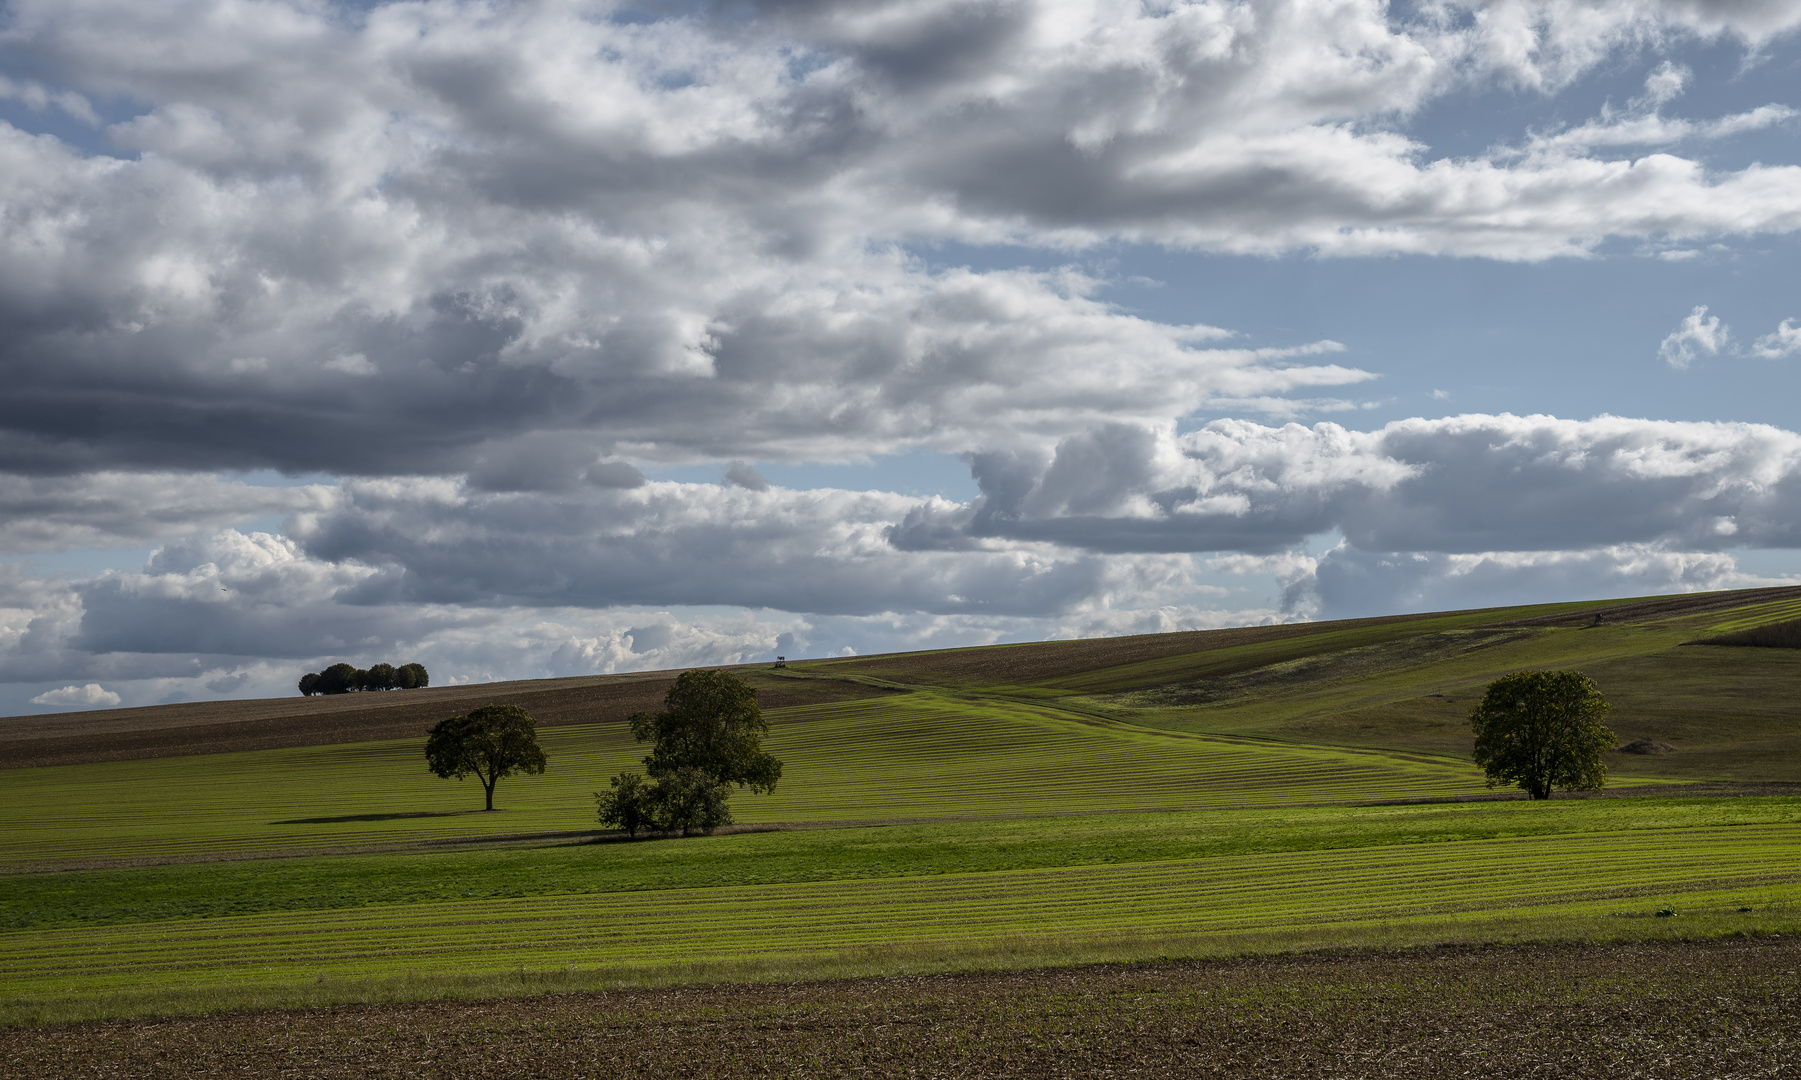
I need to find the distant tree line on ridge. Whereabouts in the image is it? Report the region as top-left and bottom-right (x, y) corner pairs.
(299, 662), (429, 696)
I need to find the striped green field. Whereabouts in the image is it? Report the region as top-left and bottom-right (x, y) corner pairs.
(9, 586), (1801, 1025)
(5, 814), (1797, 1007)
(2, 693), (1501, 869)
(12, 798), (1796, 931)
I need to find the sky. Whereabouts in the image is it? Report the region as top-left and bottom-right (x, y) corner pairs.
(3, 0), (1801, 715)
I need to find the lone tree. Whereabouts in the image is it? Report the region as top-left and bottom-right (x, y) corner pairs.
(598, 670), (783, 837)
(630, 670), (783, 792)
(633, 669), (781, 788)
(425, 704), (547, 811)
(1469, 669), (1615, 800)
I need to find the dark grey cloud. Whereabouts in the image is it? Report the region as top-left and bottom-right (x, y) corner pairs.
(0, 0), (1794, 482)
(288, 479), (1149, 617)
(0, 472), (327, 554)
(3, 0), (1801, 712)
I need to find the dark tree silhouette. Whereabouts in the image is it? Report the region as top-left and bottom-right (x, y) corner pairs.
(1470, 670), (1615, 800)
(424, 704), (547, 811)
(363, 663), (397, 691)
(629, 670), (783, 793)
(317, 663), (360, 695)
(595, 772), (658, 838)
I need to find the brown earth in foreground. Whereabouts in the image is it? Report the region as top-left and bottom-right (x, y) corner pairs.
(0, 671), (897, 770)
(4, 939), (1796, 1078)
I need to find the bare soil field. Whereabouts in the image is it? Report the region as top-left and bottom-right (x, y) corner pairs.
(4, 939), (1794, 1078)
(0, 670), (896, 770)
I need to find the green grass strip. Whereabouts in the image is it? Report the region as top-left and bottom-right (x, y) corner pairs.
(1, 695), (1497, 868)
(7, 797), (1799, 931)
(5, 821), (1797, 1004)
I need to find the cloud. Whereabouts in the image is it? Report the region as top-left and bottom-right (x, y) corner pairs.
(1659, 305), (1729, 368)
(724, 462), (771, 492)
(30, 682), (120, 707)
(902, 414), (1801, 555)
(1751, 318), (1801, 359)
(1299, 538), (1798, 619)
(3, 1), (1801, 711)
(0, 0), (1797, 483)
(0, 472), (331, 555)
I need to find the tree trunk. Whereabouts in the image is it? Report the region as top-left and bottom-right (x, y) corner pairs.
(484, 778), (496, 811)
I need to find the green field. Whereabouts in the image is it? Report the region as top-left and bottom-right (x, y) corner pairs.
(5, 588), (1801, 1025)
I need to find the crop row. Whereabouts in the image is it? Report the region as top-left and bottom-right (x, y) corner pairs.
(6, 822), (1797, 996)
(14, 796), (1798, 932)
(2, 695), (1493, 867)
(1703, 596), (1801, 634)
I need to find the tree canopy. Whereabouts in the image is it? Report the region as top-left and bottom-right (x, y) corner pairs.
(424, 704), (547, 811)
(298, 660), (428, 695)
(1469, 669), (1615, 800)
(629, 670), (783, 793)
(599, 670), (783, 838)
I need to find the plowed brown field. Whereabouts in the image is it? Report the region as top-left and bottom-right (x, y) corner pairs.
(0, 671), (896, 769)
(4, 939), (1795, 1078)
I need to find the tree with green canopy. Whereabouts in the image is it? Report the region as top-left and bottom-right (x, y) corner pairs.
(1469, 669), (1615, 800)
(425, 704), (547, 811)
(363, 663), (397, 691)
(628, 669), (783, 793)
(595, 771), (658, 838)
(651, 766), (734, 836)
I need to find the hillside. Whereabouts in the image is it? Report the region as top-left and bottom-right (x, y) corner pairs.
(5, 586), (1801, 1027)
(814, 585), (1801, 783)
(10, 584), (1800, 781)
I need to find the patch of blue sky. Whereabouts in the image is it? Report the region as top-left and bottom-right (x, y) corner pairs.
(1402, 32), (1801, 166)
(1721, 547), (1801, 582)
(229, 469), (338, 489)
(906, 235), (1801, 432)
(0, 544), (159, 579)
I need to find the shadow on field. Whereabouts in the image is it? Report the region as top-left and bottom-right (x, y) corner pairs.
(272, 810), (487, 825)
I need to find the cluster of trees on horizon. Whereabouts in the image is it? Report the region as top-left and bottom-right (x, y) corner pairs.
(299, 662), (429, 696)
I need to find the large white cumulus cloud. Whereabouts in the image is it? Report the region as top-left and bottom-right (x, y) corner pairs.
(891, 414), (1801, 554)
(1, 0), (1799, 476)
(5, 0), (1801, 710)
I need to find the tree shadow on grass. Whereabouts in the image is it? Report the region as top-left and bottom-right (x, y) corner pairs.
(271, 810), (488, 824)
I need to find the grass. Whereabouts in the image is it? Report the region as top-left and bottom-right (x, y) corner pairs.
(3, 813), (1797, 1023)
(1039, 600), (1801, 780)
(9, 797), (1799, 931)
(0, 693), (1504, 869)
(10, 586), (1801, 1027)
